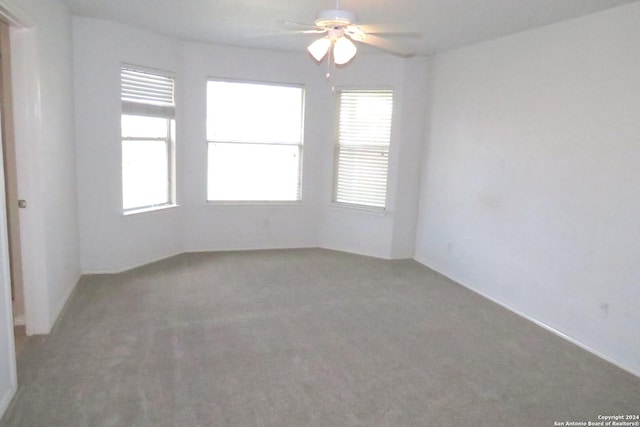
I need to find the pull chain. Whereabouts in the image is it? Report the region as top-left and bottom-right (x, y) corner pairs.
(326, 45), (331, 80)
(326, 40), (337, 78)
(325, 42), (336, 93)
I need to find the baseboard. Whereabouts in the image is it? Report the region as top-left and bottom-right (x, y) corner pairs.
(184, 243), (317, 256)
(12, 314), (24, 326)
(0, 386), (16, 422)
(81, 245), (320, 275)
(84, 245), (401, 276)
(48, 273), (83, 333)
(414, 254), (640, 379)
(81, 250), (185, 275)
(317, 243), (392, 260)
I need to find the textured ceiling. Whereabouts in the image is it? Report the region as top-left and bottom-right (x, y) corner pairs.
(60, 0), (638, 55)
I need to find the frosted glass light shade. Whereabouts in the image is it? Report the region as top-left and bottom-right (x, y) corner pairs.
(333, 37), (357, 65)
(307, 37), (331, 62)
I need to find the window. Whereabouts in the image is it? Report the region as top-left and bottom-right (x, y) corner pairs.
(121, 66), (175, 212)
(206, 80), (305, 202)
(334, 89), (393, 209)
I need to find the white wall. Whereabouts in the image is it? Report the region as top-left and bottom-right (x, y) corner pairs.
(73, 18), (184, 273)
(74, 18), (428, 271)
(0, 0), (79, 417)
(318, 55), (429, 259)
(391, 57), (430, 258)
(415, 3), (640, 375)
(9, 0), (80, 334)
(180, 43), (325, 253)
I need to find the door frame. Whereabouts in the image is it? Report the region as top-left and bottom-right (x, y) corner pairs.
(0, 101), (16, 422)
(0, 17), (23, 329)
(0, 0), (52, 337)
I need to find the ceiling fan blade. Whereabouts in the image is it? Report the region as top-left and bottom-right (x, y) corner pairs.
(299, 29), (328, 35)
(366, 31), (422, 38)
(355, 34), (415, 57)
(277, 20), (321, 30)
(355, 24), (421, 36)
(346, 27), (421, 40)
(244, 29), (327, 39)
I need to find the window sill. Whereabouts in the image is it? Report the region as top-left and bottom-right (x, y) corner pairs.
(329, 202), (389, 217)
(205, 200), (303, 207)
(123, 204), (179, 216)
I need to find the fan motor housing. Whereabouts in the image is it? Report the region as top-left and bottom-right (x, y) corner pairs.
(315, 9), (357, 28)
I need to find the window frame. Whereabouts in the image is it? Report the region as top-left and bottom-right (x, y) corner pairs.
(205, 78), (306, 204)
(120, 64), (177, 214)
(332, 88), (394, 211)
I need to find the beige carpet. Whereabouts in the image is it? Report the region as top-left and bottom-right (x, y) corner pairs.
(2, 249), (639, 426)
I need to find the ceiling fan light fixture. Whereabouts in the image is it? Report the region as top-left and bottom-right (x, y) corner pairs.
(333, 36), (357, 65)
(307, 37), (331, 61)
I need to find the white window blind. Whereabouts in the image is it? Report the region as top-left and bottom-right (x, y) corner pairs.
(121, 67), (175, 118)
(206, 80), (305, 202)
(334, 90), (393, 209)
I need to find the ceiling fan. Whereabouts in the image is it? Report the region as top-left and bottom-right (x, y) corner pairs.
(273, 0), (418, 66)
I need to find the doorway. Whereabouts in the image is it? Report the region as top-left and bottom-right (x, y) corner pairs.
(0, 19), (26, 354)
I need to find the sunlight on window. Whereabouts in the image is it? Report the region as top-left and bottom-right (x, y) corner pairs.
(122, 115), (167, 138)
(206, 80), (305, 202)
(207, 143), (300, 201)
(121, 115), (171, 210)
(207, 82), (303, 144)
(122, 139), (169, 210)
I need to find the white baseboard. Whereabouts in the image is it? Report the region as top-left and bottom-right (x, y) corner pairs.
(317, 243), (392, 260)
(12, 314), (24, 326)
(184, 243), (316, 255)
(414, 254), (640, 379)
(81, 250), (185, 275)
(81, 245), (318, 275)
(48, 274), (83, 333)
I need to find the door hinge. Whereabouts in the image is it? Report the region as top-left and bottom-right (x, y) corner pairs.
(18, 200), (26, 209)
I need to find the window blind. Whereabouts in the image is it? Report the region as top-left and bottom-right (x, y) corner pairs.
(121, 67), (175, 118)
(334, 90), (393, 209)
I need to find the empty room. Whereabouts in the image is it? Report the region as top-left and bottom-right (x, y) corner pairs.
(0, 0), (639, 425)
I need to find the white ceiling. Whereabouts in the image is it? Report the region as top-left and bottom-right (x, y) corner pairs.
(60, 0), (638, 56)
